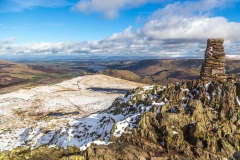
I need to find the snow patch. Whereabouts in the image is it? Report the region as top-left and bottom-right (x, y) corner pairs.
(205, 81), (212, 91)
(0, 128), (27, 151)
(143, 85), (154, 91)
(152, 101), (165, 106)
(0, 75), (145, 152)
(206, 81), (212, 101)
(206, 92), (211, 101)
(237, 96), (240, 105)
(181, 88), (189, 92)
(113, 120), (131, 137)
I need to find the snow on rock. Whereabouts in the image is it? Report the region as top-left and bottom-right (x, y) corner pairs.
(113, 114), (139, 137)
(143, 85), (154, 91)
(205, 81), (212, 91)
(112, 121), (130, 137)
(0, 128), (27, 151)
(42, 86), (164, 150)
(181, 88), (189, 92)
(0, 77), (165, 152)
(53, 113), (125, 149)
(0, 74), (145, 152)
(2, 76), (238, 153)
(237, 96), (240, 105)
(205, 81), (212, 101)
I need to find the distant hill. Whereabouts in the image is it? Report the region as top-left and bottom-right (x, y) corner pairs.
(1, 59), (240, 92)
(0, 60), (44, 74)
(129, 59), (203, 76)
(0, 60), (82, 93)
(101, 59), (203, 85)
(98, 69), (140, 81)
(226, 60), (240, 78)
(103, 59), (240, 85)
(0, 60), (45, 88)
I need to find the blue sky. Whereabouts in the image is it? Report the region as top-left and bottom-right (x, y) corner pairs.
(1, 0), (240, 59)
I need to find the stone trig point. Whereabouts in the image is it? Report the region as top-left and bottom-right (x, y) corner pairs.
(200, 38), (227, 81)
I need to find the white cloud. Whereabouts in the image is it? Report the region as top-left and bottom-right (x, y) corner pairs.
(71, 0), (163, 19)
(0, 37), (17, 44)
(1, 15), (240, 57)
(1, 0), (240, 58)
(0, 0), (73, 12)
(149, 0), (228, 20)
(141, 16), (240, 41)
(138, 0), (240, 43)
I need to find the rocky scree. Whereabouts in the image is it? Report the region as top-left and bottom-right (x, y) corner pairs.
(1, 78), (240, 160)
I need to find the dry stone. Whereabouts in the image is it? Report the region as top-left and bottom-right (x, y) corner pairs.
(200, 38), (227, 81)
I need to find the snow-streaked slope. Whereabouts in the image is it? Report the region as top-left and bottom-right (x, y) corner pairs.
(0, 83), (165, 151)
(0, 81), (200, 151)
(2, 76), (238, 153)
(0, 79), (201, 151)
(0, 74), (145, 151)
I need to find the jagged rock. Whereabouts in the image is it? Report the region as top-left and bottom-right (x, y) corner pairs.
(1, 78), (240, 160)
(109, 79), (239, 159)
(151, 157), (170, 160)
(0, 145), (85, 160)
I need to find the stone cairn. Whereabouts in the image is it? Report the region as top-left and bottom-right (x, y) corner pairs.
(200, 38), (227, 81)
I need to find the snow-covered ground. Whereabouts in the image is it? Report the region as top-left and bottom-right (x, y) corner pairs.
(0, 74), (145, 152)
(1, 74), (239, 153)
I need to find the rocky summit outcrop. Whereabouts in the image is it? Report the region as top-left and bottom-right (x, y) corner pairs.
(1, 77), (240, 160)
(200, 38), (227, 81)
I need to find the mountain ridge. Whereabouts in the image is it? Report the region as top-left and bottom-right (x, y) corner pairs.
(1, 77), (240, 159)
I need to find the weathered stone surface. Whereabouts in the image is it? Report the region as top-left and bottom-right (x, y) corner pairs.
(200, 38), (227, 81)
(1, 78), (240, 160)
